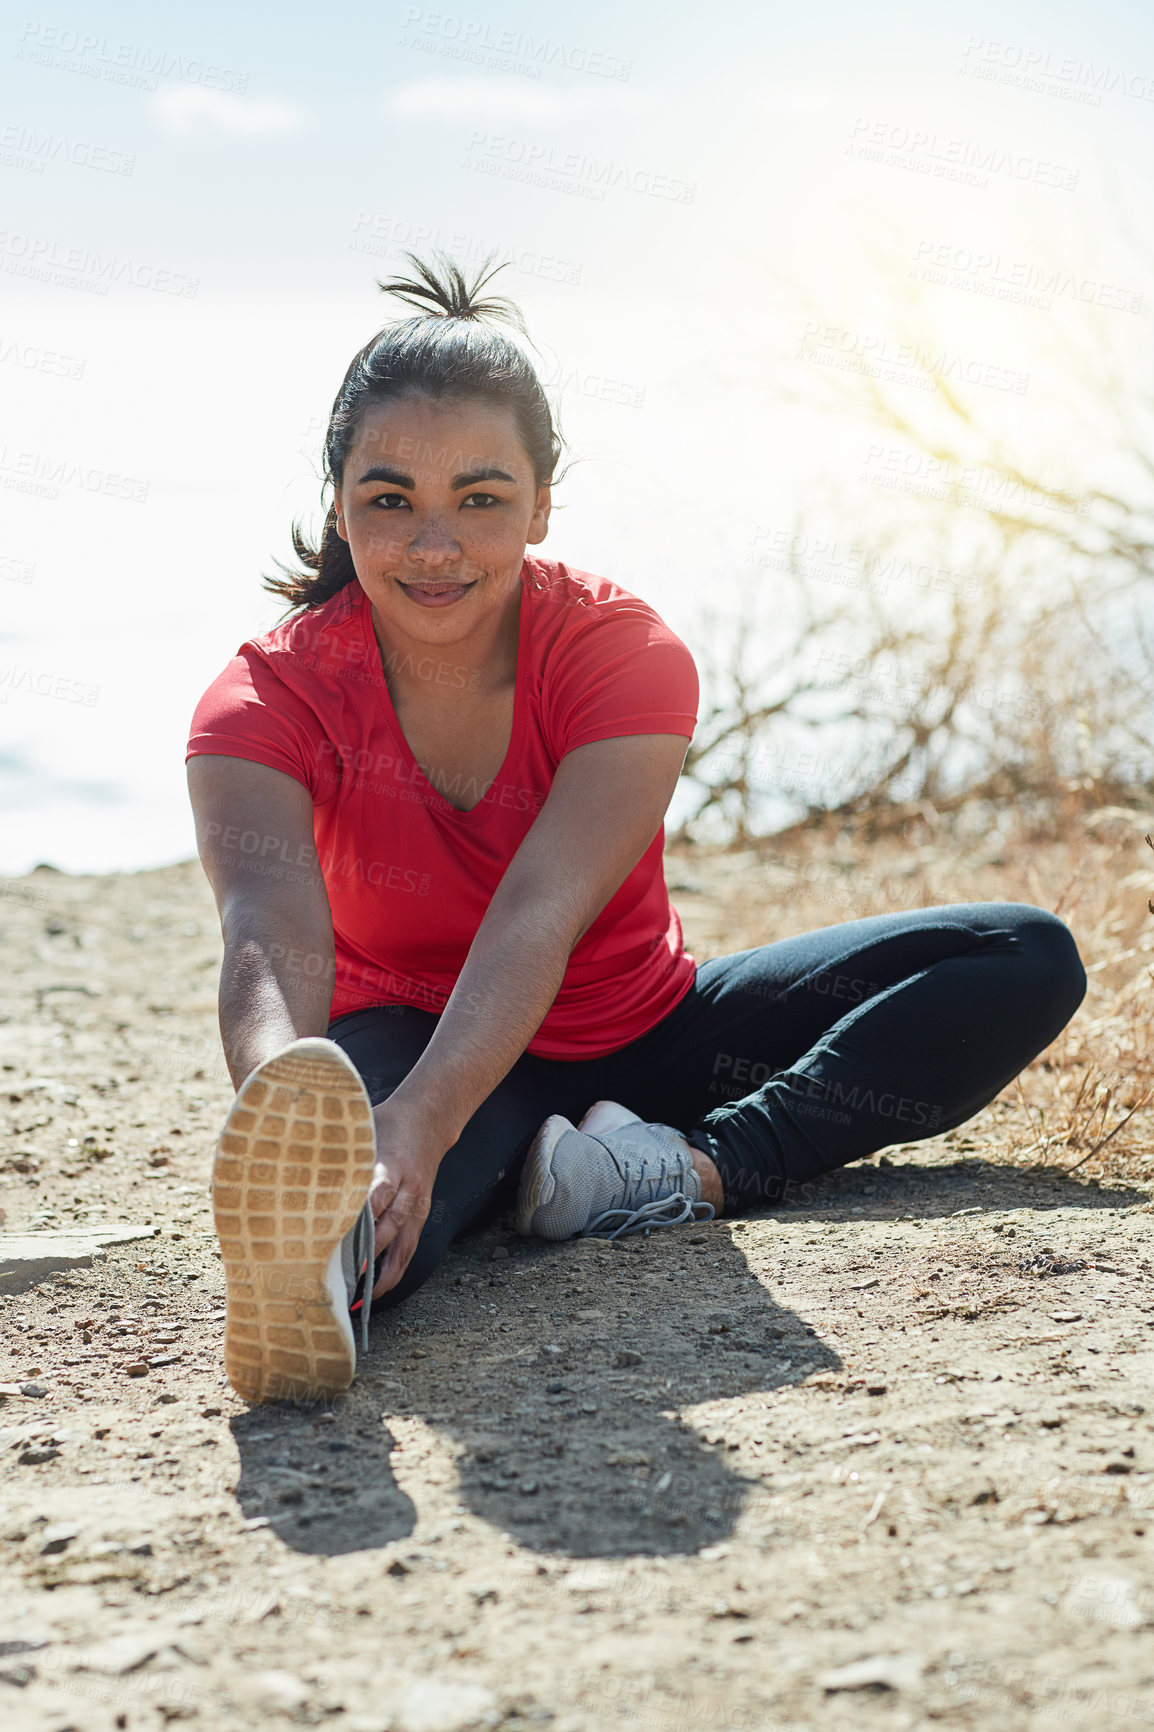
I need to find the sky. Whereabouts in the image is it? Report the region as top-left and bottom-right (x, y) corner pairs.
(2, 0), (1153, 872)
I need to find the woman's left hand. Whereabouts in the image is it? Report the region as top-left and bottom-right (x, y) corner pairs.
(368, 1099), (448, 1297)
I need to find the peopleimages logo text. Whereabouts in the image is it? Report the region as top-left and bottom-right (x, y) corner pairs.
(398, 8), (631, 80)
(15, 21), (248, 91)
(0, 124), (134, 175)
(0, 231), (198, 298)
(464, 132), (695, 203)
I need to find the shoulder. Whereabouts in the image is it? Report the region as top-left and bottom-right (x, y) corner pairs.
(524, 557), (698, 756)
(245, 582), (371, 677)
(524, 554), (689, 652)
(190, 585), (368, 735)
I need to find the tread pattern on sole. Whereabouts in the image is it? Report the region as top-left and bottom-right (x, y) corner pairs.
(213, 1042), (375, 1404)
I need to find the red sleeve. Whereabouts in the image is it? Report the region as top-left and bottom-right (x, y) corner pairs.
(545, 602), (698, 759)
(185, 646), (332, 802)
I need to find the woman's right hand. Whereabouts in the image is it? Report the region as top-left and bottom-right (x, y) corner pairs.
(368, 1097), (449, 1297)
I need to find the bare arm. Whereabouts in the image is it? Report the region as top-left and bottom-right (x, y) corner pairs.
(370, 730), (690, 1290)
(186, 756), (333, 1090)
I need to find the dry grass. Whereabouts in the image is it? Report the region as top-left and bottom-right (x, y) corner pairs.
(667, 802), (1154, 1188)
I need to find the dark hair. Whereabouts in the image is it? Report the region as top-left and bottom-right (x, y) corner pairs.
(265, 252), (564, 612)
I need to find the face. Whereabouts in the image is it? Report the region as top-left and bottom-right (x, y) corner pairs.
(332, 394), (550, 645)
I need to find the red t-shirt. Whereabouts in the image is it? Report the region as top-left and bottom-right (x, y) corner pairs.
(185, 554), (699, 1058)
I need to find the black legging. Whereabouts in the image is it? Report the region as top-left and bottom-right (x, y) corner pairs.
(329, 901), (1086, 1313)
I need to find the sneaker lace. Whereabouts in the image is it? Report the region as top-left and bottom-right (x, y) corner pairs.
(347, 1198), (375, 1355)
(582, 1193), (716, 1241)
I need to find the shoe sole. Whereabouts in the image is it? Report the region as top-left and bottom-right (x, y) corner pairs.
(513, 1113), (574, 1237)
(212, 1038), (376, 1404)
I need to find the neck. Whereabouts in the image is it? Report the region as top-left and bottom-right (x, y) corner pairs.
(367, 573), (523, 704)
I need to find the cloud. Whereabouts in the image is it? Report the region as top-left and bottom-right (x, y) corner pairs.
(149, 87), (306, 136)
(385, 76), (645, 121)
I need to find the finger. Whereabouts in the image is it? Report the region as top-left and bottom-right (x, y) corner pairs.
(375, 1187), (431, 1286)
(371, 1182), (428, 1257)
(369, 1172), (400, 1220)
(372, 1218), (421, 1298)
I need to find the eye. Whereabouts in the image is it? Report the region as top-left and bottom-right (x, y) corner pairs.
(461, 491), (500, 508)
(372, 492), (411, 510)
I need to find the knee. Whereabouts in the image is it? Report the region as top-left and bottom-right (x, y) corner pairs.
(1008, 906), (1086, 1025)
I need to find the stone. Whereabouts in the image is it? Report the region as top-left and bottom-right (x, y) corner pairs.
(820, 1653), (924, 1692)
(0, 1224), (159, 1292)
(75, 1633), (165, 1675)
(1062, 1575), (1150, 1630)
(614, 1348), (642, 1367)
(39, 1522), (78, 1555)
(393, 1678), (497, 1732)
(0, 1636), (48, 1658)
(236, 1669), (310, 1712)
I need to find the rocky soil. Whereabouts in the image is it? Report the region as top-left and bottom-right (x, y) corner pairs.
(3, 846), (1154, 1732)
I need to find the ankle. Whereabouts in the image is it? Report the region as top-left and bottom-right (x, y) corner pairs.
(677, 1133), (724, 1212)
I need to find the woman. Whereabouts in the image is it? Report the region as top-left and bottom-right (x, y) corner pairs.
(187, 256), (1086, 1405)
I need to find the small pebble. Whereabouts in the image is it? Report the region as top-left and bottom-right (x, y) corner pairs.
(40, 1523), (78, 1555)
(19, 1384), (48, 1399)
(614, 1349), (642, 1368)
(490, 1246), (510, 1261)
(125, 1362), (149, 1377)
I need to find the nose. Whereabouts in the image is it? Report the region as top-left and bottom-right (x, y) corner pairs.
(406, 518), (461, 569)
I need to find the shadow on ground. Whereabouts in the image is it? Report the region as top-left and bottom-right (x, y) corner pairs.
(230, 1406), (417, 1555)
(231, 1155), (1141, 1560)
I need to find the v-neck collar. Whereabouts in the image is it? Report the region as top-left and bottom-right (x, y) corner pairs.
(359, 562), (532, 820)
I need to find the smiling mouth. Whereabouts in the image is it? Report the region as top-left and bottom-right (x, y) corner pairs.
(398, 578), (473, 595)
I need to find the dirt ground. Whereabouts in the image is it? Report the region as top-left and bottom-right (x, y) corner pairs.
(3, 826), (1154, 1732)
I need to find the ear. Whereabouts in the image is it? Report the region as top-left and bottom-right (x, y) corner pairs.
(332, 492), (349, 543)
(526, 482), (551, 546)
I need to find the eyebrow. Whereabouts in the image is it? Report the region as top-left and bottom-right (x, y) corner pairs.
(355, 464), (517, 488)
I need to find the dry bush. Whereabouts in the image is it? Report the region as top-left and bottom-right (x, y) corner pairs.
(676, 272), (1154, 843)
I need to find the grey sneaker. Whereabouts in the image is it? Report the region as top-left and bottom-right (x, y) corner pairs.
(213, 1038), (377, 1404)
(515, 1115), (716, 1242)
